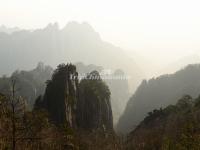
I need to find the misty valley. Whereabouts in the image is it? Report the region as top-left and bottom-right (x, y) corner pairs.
(1, 23), (200, 150)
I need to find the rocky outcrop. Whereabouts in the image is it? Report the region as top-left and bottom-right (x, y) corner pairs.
(42, 64), (78, 127)
(38, 65), (113, 131)
(77, 71), (113, 130)
(75, 62), (130, 125)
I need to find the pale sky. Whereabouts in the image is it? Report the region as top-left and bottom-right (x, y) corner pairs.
(1, 0), (200, 65)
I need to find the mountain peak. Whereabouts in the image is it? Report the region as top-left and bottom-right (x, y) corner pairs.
(62, 21), (101, 41)
(45, 22), (59, 31)
(0, 25), (20, 34)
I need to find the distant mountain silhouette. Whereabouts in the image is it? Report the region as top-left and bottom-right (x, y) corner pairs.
(0, 22), (144, 91)
(161, 54), (200, 75)
(0, 25), (20, 34)
(117, 64), (200, 134)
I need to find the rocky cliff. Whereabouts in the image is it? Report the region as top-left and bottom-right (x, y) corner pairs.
(77, 71), (113, 130)
(38, 64), (113, 131)
(42, 64), (78, 127)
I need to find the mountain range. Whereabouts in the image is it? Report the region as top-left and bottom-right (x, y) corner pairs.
(0, 22), (144, 93)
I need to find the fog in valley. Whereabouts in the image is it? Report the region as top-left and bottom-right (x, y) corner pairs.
(1, 0), (200, 149)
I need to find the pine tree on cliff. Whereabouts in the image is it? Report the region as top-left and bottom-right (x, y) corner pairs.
(42, 64), (78, 127)
(77, 71), (113, 131)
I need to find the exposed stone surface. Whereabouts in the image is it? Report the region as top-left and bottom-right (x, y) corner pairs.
(39, 65), (113, 131)
(77, 71), (113, 130)
(42, 64), (78, 127)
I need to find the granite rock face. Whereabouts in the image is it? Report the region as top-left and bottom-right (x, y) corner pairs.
(39, 65), (113, 131)
(42, 64), (78, 127)
(77, 71), (113, 130)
